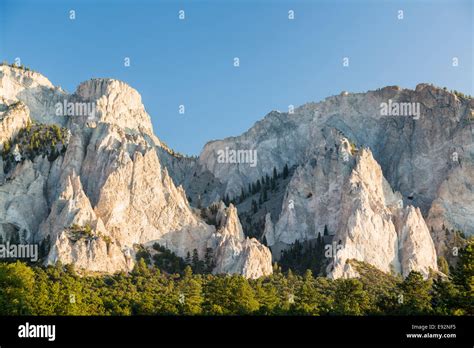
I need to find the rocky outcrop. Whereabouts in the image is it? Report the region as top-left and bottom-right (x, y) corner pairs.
(328, 149), (437, 279)
(212, 204), (272, 279)
(0, 65), (66, 125)
(264, 130), (354, 251)
(0, 66), (272, 278)
(0, 64), (469, 280)
(0, 159), (50, 244)
(427, 161), (474, 258)
(196, 85), (474, 239)
(265, 147), (438, 279)
(75, 79), (155, 136)
(41, 174), (132, 273)
(0, 100), (30, 148)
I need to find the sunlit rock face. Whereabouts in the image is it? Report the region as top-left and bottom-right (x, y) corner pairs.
(0, 65), (67, 125)
(0, 66), (272, 278)
(263, 146), (438, 279)
(212, 204), (272, 279)
(0, 65), (471, 279)
(327, 149), (438, 279)
(196, 85), (472, 220)
(189, 84), (471, 278)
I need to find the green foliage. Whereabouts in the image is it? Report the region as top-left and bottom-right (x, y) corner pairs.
(349, 141), (357, 155)
(333, 278), (371, 315)
(451, 90), (472, 100)
(450, 241), (474, 314)
(136, 246), (152, 266)
(2, 139), (12, 159)
(431, 276), (461, 315)
(0, 261), (35, 315)
(0, 242), (472, 316)
(151, 243), (187, 273)
(0, 61), (32, 72)
(348, 260), (400, 314)
(395, 271), (433, 315)
(438, 256), (450, 275)
(202, 275), (259, 315)
(279, 236), (327, 276)
(68, 223), (95, 242)
(2, 123), (69, 172)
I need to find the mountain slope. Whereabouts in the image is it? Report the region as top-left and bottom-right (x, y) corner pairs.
(0, 65), (272, 279)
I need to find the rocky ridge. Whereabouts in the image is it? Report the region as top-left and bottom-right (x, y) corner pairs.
(0, 64), (472, 280)
(0, 65), (272, 279)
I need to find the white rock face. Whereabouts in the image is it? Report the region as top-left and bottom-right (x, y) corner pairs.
(41, 174), (132, 273)
(195, 85), (474, 239)
(0, 100), (30, 147)
(0, 66), (66, 124)
(329, 150), (437, 279)
(0, 66), (468, 280)
(213, 204), (272, 279)
(0, 159), (49, 244)
(75, 79), (155, 136)
(0, 68), (272, 278)
(265, 131), (354, 249)
(427, 161), (474, 257)
(397, 206), (438, 278)
(266, 148), (438, 279)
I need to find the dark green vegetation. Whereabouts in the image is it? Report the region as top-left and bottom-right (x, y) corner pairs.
(278, 236), (327, 276)
(225, 164), (290, 208)
(233, 164), (294, 240)
(0, 61), (32, 71)
(2, 122), (69, 172)
(0, 242), (471, 316)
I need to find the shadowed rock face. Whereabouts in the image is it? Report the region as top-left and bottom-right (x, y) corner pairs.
(0, 65), (470, 279)
(195, 85), (472, 216)
(0, 66), (272, 279)
(187, 84), (472, 277)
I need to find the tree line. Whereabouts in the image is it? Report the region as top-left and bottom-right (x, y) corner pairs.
(0, 241), (471, 316)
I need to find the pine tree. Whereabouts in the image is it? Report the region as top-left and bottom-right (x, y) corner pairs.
(239, 187), (245, 203)
(431, 276), (461, 315)
(255, 279), (279, 314)
(0, 262), (35, 315)
(438, 256), (449, 275)
(191, 249), (200, 272)
(178, 266), (203, 315)
(224, 194), (230, 206)
(204, 248), (215, 273)
(283, 164), (289, 179)
(228, 276), (259, 314)
(333, 278), (370, 315)
(185, 251), (191, 265)
(251, 199), (258, 214)
(294, 269), (320, 315)
(397, 271), (432, 315)
(451, 242), (474, 314)
(323, 225), (329, 236)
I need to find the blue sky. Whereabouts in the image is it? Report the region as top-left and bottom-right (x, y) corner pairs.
(0, 0), (472, 155)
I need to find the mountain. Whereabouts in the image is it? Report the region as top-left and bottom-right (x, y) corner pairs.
(0, 63), (472, 280)
(173, 84), (473, 277)
(0, 65), (271, 278)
